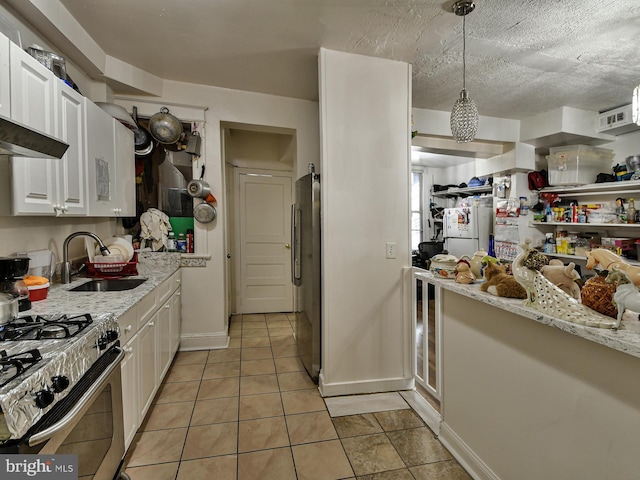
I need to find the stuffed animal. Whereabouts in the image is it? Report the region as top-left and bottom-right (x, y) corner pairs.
(540, 259), (581, 300)
(480, 261), (527, 299)
(455, 258), (476, 284)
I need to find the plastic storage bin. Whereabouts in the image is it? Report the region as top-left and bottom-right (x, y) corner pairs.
(546, 145), (614, 186)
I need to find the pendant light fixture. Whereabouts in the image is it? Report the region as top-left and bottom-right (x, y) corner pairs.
(450, 0), (478, 143)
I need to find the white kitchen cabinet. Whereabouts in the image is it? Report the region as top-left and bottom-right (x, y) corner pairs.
(118, 269), (182, 452)
(170, 287), (182, 355)
(53, 83), (87, 216)
(138, 312), (157, 421)
(0, 32), (10, 117)
(8, 43), (87, 216)
(113, 120), (135, 217)
(85, 99), (117, 216)
(121, 333), (138, 451)
(157, 298), (172, 381)
(85, 100), (135, 217)
(9, 41), (58, 215)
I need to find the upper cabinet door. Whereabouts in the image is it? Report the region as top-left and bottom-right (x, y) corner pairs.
(85, 98), (116, 216)
(114, 120), (135, 217)
(0, 33), (10, 117)
(9, 43), (58, 215)
(10, 43), (55, 133)
(56, 83), (87, 216)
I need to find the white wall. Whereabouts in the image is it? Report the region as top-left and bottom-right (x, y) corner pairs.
(601, 129), (640, 165)
(318, 48), (412, 396)
(440, 290), (640, 480)
(122, 80), (319, 350)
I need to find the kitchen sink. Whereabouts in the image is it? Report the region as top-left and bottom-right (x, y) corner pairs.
(69, 278), (147, 292)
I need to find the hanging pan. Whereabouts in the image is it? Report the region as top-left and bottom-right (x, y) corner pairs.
(148, 107), (183, 144)
(133, 106), (155, 158)
(194, 202), (217, 224)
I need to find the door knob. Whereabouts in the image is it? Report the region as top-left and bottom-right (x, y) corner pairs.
(285, 244), (291, 249)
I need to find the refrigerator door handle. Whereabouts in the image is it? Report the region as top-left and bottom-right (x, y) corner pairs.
(291, 205), (301, 285)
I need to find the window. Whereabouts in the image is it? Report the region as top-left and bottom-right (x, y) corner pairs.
(411, 170), (424, 250)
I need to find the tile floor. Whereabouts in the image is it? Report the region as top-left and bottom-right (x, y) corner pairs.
(123, 313), (472, 480)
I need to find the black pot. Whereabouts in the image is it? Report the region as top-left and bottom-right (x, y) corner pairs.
(0, 257), (30, 279)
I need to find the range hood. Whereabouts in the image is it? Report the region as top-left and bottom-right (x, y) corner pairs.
(0, 114), (69, 159)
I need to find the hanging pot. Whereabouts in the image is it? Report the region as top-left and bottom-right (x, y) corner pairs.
(148, 107), (183, 145)
(194, 202), (217, 224)
(187, 179), (211, 198)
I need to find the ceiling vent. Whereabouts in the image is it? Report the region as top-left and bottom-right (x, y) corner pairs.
(597, 104), (640, 136)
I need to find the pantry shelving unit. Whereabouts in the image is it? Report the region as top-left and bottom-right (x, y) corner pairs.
(431, 185), (493, 198)
(530, 180), (640, 266)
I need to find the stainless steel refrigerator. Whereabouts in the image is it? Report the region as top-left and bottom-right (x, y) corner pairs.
(291, 165), (321, 379)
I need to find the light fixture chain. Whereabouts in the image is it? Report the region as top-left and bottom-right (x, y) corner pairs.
(462, 12), (466, 91)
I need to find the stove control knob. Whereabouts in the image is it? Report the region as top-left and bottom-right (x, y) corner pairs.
(97, 330), (119, 350)
(51, 375), (69, 393)
(34, 389), (55, 409)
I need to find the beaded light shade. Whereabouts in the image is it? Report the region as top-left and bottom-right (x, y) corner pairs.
(450, 1), (478, 143)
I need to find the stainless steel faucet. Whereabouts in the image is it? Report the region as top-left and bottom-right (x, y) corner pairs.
(62, 232), (111, 284)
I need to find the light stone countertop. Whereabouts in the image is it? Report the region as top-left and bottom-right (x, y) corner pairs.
(24, 252), (181, 319)
(419, 269), (640, 360)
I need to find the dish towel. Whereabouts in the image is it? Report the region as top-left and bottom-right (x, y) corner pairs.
(140, 208), (172, 251)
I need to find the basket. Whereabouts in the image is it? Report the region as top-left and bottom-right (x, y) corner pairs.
(580, 275), (617, 318)
(87, 253), (138, 278)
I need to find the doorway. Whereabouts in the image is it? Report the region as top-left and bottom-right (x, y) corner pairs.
(222, 125), (296, 316)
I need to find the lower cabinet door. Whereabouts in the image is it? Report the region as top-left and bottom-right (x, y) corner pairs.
(138, 315), (158, 420)
(121, 335), (138, 451)
(170, 288), (181, 355)
(157, 299), (172, 381)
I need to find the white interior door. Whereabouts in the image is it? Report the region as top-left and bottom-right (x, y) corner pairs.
(237, 172), (293, 313)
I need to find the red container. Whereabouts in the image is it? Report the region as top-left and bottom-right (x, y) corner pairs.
(27, 282), (49, 301)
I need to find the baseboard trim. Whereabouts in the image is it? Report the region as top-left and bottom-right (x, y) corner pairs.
(318, 375), (413, 398)
(179, 332), (229, 351)
(438, 422), (501, 480)
(399, 390), (441, 435)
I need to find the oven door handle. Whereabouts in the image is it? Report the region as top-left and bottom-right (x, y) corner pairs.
(26, 347), (125, 447)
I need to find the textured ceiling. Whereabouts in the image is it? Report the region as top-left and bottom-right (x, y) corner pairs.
(58, 0), (640, 120)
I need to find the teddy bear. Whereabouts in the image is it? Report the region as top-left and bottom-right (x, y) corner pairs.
(480, 261), (527, 299)
(540, 259), (581, 300)
(455, 258), (476, 284)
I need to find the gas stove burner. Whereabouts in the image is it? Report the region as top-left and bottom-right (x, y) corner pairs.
(0, 314), (93, 341)
(0, 349), (41, 388)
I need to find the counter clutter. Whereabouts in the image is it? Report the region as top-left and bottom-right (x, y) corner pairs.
(421, 271), (640, 360)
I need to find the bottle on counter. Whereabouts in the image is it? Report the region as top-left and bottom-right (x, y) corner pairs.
(186, 229), (194, 254)
(167, 232), (177, 252)
(177, 233), (187, 252)
(628, 198), (636, 224)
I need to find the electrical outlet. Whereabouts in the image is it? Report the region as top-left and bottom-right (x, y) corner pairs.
(386, 242), (396, 259)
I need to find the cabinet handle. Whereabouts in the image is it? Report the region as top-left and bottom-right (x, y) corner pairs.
(148, 321), (155, 327)
(176, 279), (181, 284)
(61, 205), (68, 212)
(164, 305), (170, 309)
(176, 292), (181, 297)
(125, 326), (132, 332)
(124, 347), (133, 354)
